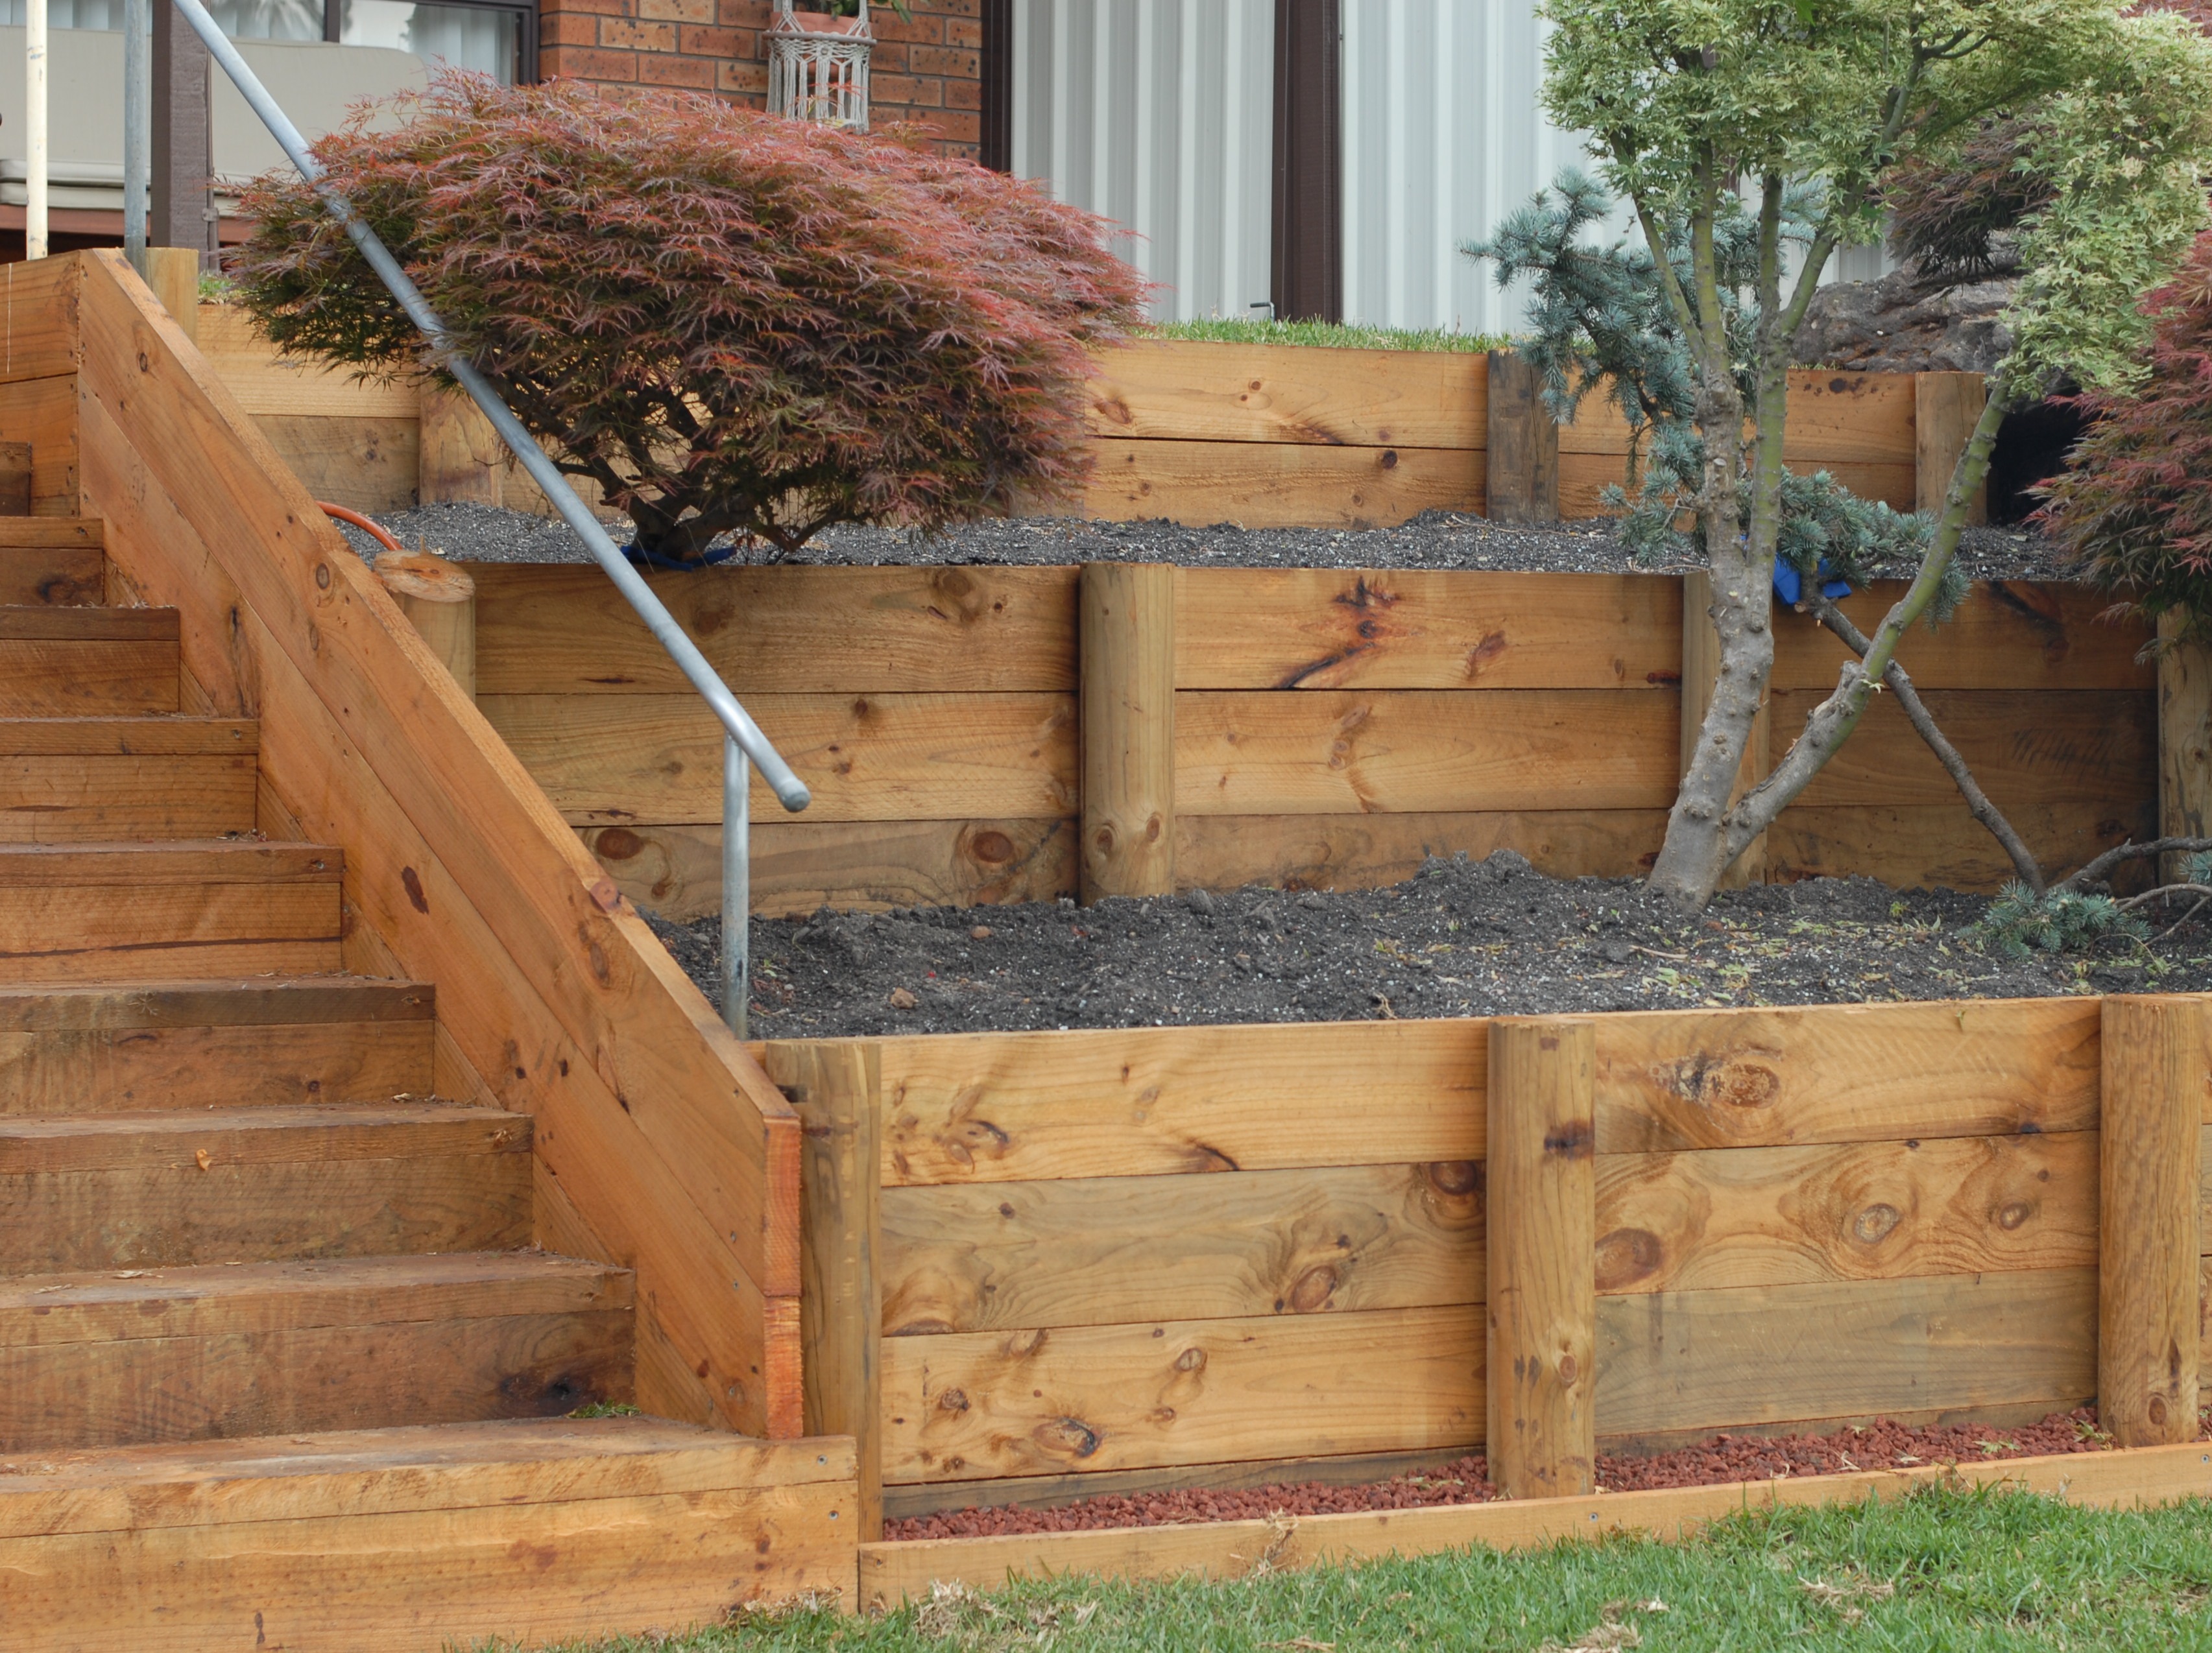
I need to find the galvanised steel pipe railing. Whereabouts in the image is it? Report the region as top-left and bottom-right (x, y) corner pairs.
(156, 0), (809, 1036)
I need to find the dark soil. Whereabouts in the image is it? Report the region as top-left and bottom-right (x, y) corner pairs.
(885, 1409), (2134, 1540)
(646, 853), (2212, 1039)
(343, 502), (2072, 583)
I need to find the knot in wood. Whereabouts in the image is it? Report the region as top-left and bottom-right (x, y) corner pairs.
(1852, 1202), (1902, 1246)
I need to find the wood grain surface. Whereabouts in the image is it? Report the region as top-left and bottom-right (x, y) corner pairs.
(880, 1304), (1482, 1484)
(1591, 998), (2101, 1152)
(871, 1019), (1485, 1186)
(1172, 569), (1679, 691)
(1593, 1267), (2097, 1436)
(1083, 340), (1485, 449)
(582, 816), (1076, 920)
(1175, 688), (1679, 815)
(481, 691), (1077, 825)
(470, 562), (1078, 696)
(1594, 1132), (2097, 1294)
(880, 1161), (1484, 1334)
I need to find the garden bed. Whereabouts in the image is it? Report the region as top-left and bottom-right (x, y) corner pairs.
(887, 1408), (2131, 1539)
(346, 500), (2071, 582)
(651, 853), (2212, 1038)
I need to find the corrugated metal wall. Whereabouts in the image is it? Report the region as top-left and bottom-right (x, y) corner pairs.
(1340, 0), (1580, 337)
(1009, 1), (1888, 335)
(1011, 0), (1275, 324)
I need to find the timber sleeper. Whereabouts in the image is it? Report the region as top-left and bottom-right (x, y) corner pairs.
(0, 976), (437, 1112)
(0, 605), (180, 715)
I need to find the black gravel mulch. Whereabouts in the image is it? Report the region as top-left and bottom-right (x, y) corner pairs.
(644, 851), (2209, 1039)
(344, 503), (2071, 583)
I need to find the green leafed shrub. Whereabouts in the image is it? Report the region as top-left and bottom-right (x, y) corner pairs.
(228, 76), (1146, 562)
(1975, 882), (2150, 957)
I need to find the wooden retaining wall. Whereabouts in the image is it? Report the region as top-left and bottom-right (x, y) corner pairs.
(463, 563), (2152, 918)
(764, 993), (2211, 1541)
(191, 308), (1978, 529)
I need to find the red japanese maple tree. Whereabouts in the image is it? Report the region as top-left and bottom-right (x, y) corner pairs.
(2039, 228), (2212, 628)
(228, 77), (1146, 561)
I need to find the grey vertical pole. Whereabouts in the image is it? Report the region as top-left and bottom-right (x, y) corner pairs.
(125, 0), (151, 272)
(722, 735), (751, 1038)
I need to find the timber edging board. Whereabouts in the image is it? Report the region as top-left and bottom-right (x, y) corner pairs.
(856, 1438), (2212, 1604)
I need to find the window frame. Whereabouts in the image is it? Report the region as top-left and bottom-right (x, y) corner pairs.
(319, 0), (536, 84)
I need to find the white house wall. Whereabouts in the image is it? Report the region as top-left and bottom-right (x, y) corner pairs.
(1011, 0), (1275, 324)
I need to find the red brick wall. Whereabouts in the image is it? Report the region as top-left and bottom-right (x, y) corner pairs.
(538, 0), (984, 159)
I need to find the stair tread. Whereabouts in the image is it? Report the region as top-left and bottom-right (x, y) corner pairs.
(0, 975), (434, 1030)
(0, 606), (176, 641)
(0, 1252), (631, 1337)
(0, 1416), (847, 1541)
(0, 1101), (523, 1171)
(0, 840), (341, 883)
(0, 716), (257, 755)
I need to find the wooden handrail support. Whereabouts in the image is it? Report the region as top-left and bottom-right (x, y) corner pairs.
(35, 250), (804, 1435)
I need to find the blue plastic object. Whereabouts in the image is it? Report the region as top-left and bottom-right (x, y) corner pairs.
(1773, 558), (1852, 605)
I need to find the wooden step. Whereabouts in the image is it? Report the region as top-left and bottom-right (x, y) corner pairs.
(0, 1103), (530, 1272)
(0, 606), (178, 714)
(0, 718), (256, 842)
(0, 519), (102, 606)
(0, 977), (435, 1113)
(0, 842), (343, 984)
(0, 1418), (856, 1649)
(0, 1253), (633, 1451)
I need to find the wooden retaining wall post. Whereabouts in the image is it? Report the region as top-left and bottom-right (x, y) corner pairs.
(1079, 562), (1176, 903)
(1485, 352), (1559, 524)
(1487, 1016), (1596, 1499)
(374, 551), (477, 701)
(2159, 610), (2211, 886)
(2098, 996), (2204, 1449)
(765, 1040), (884, 1540)
(1681, 569), (1769, 887)
(1915, 372), (1989, 523)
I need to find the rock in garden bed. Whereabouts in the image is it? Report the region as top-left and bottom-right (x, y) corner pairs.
(888, 1409), (2132, 1539)
(341, 502), (2074, 584)
(645, 851), (2212, 1040)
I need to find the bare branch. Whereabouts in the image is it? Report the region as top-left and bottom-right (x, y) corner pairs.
(1805, 591), (2045, 891)
(2057, 837), (2212, 894)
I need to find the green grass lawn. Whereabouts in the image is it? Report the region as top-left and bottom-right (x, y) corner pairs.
(525, 1485), (2212, 1652)
(1144, 318), (1515, 353)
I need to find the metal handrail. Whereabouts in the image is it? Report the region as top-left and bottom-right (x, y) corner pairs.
(160, 0), (808, 1036)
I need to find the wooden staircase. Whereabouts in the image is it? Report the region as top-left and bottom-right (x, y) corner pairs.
(0, 519), (849, 1647)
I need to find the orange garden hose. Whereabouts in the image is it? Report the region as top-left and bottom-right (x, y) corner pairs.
(317, 501), (407, 557)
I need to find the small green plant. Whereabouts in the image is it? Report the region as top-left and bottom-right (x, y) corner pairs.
(566, 1400), (642, 1419)
(1975, 882), (2150, 958)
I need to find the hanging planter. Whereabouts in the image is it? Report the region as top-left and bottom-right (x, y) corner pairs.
(767, 0), (875, 132)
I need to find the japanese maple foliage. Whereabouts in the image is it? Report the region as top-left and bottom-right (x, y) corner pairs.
(228, 77), (1146, 560)
(2039, 229), (2212, 628)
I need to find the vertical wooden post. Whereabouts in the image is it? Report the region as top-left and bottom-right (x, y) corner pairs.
(140, 248), (200, 345)
(1680, 569), (1769, 887)
(0, 444), (32, 516)
(1484, 352), (1559, 524)
(374, 551), (477, 700)
(766, 1039), (884, 1540)
(418, 385), (505, 508)
(2098, 995), (2204, 1448)
(1915, 372), (1989, 524)
(2159, 608), (2211, 886)
(1079, 562), (1176, 903)
(1487, 1016), (1596, 1499)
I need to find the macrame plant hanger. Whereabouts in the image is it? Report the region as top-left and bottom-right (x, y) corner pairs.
(767, 0), (874, 131)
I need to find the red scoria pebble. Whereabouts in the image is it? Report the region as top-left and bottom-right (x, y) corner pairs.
(884, 1407), (2168, 1541)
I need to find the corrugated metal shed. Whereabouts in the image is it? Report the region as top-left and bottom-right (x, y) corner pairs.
(1011, 0), (1275, 323)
